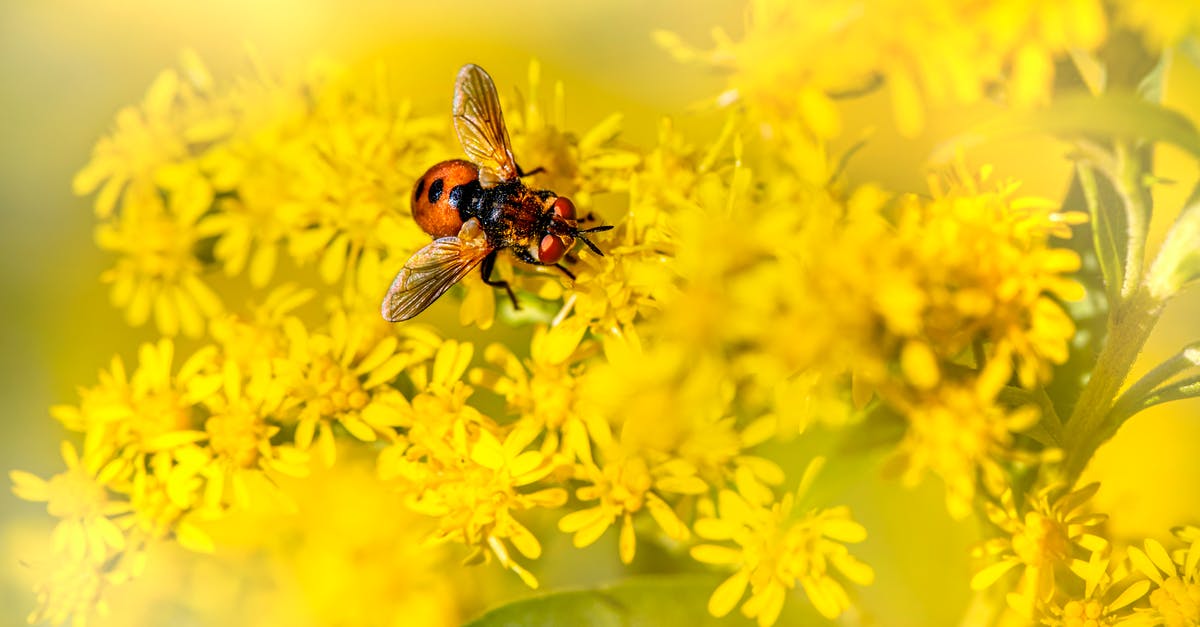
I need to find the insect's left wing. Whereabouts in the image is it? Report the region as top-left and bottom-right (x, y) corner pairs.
(381, 219), (494, 322)
(453, 64), (520, 188)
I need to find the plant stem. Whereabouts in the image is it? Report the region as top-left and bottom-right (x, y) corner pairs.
(1060, 288), (1163, 484)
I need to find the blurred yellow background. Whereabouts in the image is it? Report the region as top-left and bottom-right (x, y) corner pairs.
(2, 1), (1198, 625)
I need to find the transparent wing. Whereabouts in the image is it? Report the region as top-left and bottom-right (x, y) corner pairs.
(453, 64), (519, 187)
(381, 219), (493, 322)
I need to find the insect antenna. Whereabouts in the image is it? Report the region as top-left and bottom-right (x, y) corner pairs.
(574, 225), (613, 256)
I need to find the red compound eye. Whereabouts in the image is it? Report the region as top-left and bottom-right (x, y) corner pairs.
(551, 196), (576, 221)
(538, 235), (571, 264)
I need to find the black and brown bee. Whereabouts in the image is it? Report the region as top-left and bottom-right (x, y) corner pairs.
(381, 64), (612, 322)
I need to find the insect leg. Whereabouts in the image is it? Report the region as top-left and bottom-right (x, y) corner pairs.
(517, 163), (545, 177)
(480, 249), (520, 310)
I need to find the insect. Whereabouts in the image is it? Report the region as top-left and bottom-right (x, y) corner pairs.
(382, 64), (613, 322)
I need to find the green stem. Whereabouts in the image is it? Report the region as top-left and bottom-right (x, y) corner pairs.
(1060, 289), (1163, 484)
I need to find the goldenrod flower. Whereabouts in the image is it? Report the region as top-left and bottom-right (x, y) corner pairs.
(23, 553), (132, 627)
(691, 472), (874, 625)
(507, 61), (641, 208)
(276, 308), (417, 466)
(658, 0), (1107, 136)
(558, 454), (692, 565)
(94, 181), (223, 336)
(282, 67), (448, 296)
(31, 5), (1200, 623)
(207, 284), (314, 374)
(185, 360), (311, 512)
(891, 363), (1041, 519)
(378, 340), (567, 586)
(1036, 549), (1150, 626)
(1127, 526), (1200, 627)
(72, 51), (229, 219)
(973, 483), (1110, 613)
(471, 321), (599, 461)
(195, 60), (336, 288)
(406, 424), (567, 588)
(820, 165), (1083, 393)
(10, 439), (129, 565)
(50, 339), (216, 458)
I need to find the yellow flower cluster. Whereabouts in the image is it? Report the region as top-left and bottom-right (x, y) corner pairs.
(657, 0), (1107, 136)
(12, 1), (1200, 623)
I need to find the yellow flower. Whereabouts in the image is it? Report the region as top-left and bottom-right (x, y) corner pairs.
(890, 362), (1042, 519)
(377, 340), (566, 587)
(470, 320), (600, 461)
(973, 483), (1109, 613)
(113, 448), (214, 553)
(1127, 526), (1200, 627)
(208, 460), (464, 627)
(1036, 548), (1150, 626)
(23, 552), (134, 627)
(558, 454), (692, 565)
(207, 283), (314, 373)
(94, 180), (223, 336)
(825, 165), (1083, 392)
(195, 59), (333, 287)
(691, 465), (874, 625)
(277, 308), (420, 466)
(50, 339), (217, 459)
(658, 0), (1107, 136)
(10, 439), (130, 565)
(507, 60), (641, 208)
(407, 424), (567, 588)
(283, 65), (449, 296)
(178, 360), (312, 513)
(72, 50), (231, 218)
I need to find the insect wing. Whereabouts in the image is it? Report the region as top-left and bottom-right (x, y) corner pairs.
(381, 220), (493, 322)
(453, 64), (519, 187)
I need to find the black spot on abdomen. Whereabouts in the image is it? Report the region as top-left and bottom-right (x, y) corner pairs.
(414, 178), (426, 203)
(428, 178), (444, 204)
(448, 183), (477, 209)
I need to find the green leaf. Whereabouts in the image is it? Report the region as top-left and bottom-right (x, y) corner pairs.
(1147, 182), (1200, 300)
(1068, 49), (1106, 96)
(1120, 375), (1200, 415)
(1077, 163), (1127, 306)
(464, 575), (759, 627)
(932, 92), (1200, 163)
(1136, 51), (1172, 103)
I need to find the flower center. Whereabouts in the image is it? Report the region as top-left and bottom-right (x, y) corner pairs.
(1061, 599), (1105, 627)
(46, 467), (107, 519)
(1011, 512), (1067, 566)
(1149, 576), (1200, 626)
(206, 410), (264, 468)
(132, 391), (194, 440)
(309, 357), (368, 415)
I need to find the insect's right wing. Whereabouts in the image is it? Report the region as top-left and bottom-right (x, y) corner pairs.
(452, 64), (520, 188)
(381, 219), (494, 322)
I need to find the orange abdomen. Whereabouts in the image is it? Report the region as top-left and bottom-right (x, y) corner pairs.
(411, 159), (479, 238)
